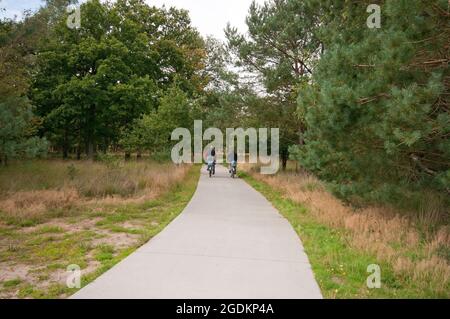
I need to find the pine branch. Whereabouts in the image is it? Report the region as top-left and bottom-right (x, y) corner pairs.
(410, 59), (449, 66)
(410, 154), (438, 176)
(353, 64), (375, 68)
(358, 93), (390, 105)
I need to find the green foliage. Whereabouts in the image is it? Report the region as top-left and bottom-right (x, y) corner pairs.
(226, 0), (322, 95)
(120, 85), (198, 154)
(95, 245), (115, 263)
(31, 0), (206, 159)
(3, 278), (22, 288)
(95, 153), (121, 169)
(295, 0), (449, 204)
(0, 97), (48, 165)
(224, 0), (323, 167)
(203, 37), (239, 93)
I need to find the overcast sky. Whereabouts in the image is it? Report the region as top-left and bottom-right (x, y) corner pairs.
(0, 0), (265, 40)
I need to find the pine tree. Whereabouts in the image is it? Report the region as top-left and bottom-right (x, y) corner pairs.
(295, 0), (449, 205)
(0, 9), (49, 164)
(225, 0), (323, 168)
(0, 97), (48, 165)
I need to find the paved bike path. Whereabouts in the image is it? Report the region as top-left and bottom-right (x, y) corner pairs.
(72, 165), (322, 299)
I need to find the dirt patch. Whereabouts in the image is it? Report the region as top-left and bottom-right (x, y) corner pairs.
(62, 217), (103, 232)
(18, 217), (103, 234)
(121, 221), (146, 229)
(0, 263), (33, 282)
(332, 276), (346, 286)
(89, 194), (157, 206)
(92, 230), (139, 249)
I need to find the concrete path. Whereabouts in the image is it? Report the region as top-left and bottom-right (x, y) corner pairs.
(72, 165), (322, 299)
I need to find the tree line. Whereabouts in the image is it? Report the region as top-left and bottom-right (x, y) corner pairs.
(0, 0), (448, 207)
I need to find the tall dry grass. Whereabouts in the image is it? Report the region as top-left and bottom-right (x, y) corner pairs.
(0, 160), (190, 224)
(242, 163), (450, 294)
(0, 190), (79, 223)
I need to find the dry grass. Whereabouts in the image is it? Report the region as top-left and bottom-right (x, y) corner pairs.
(0, 190), (79, 223)
(241, 163), (450, 295)
(0, 160), (190, 225)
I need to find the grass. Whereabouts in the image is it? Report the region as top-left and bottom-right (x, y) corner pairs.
(239, 167), (450, 299)
(3, 278), (22, 288)
(0, 159), (200, 299)
(0, 159), (190, 227)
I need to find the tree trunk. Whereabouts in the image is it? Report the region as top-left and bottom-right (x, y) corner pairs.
(282, 157), (288, 171)
(62, 128), (69, 159)
(125, 153), (131, 161)
(103, 138), (108, 154)
(137, 151), (142, 160)
(63, 147), (68, 160)
(281, 150), (288, 171)
(86, 105), (96, 160)
(76, 131), (82, 160)
(87, 141), (95, 160)
(299, 128), (305, 146)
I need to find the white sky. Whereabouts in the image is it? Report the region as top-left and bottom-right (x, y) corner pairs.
(147, 0), (265, 40)
(1, 0), (266, 40)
